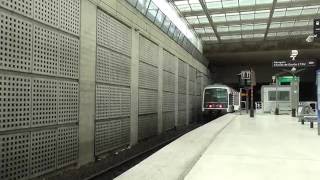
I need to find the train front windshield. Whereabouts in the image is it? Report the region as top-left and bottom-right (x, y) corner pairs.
(204, 88), (228, 103)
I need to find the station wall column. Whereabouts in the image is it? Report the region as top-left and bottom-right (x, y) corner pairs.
(158, 47), (164, 134)
(174, 57), (179, 127)
(130, 28), (140, 145)
(79, 0), (97, 166)
(186, 65), (190, 125)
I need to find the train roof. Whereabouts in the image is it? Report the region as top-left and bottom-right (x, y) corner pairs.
(204, 84), (230, 89)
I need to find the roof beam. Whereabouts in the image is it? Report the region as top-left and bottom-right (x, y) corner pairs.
(191, 14), (319, 28)
(264, 0), (277, 40)
(199, 0), (221, 43)
(199, 25), (313, 37)
(181, 0), (320, 17)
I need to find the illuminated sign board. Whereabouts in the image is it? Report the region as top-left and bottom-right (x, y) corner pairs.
(272, 59), (317, 68)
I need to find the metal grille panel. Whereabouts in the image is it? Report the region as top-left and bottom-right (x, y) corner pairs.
(97, 46), (130, 86)
(138, 114), (157, 140)
(163, 71), (175, 93)
(95, 118), (130, 155)
(34, 0), (59, 28)
(0, 12), (32, 73)
(139, 36), (158, 67)
(0, 74), (31, 131)
(178, 60), (187, 78)
(96, 84), (130, 120)
(139, 62), (158, 90)
(60, 0), (80, 36)
(97, 9), (131, 56)
(189, 66), (196, 82)
(57, 126), (78, 168)
(178, 110), (186, 126)
(178, 94), (186, 110)
(0, 132), (30, 180)
(178, 77), (187, 94)
(33, 25), (59, 76)
(0, 0), (33, 17)
(138, 89), (158, 115)
(58, 80), (79, 124)
(162, 111), (175, 131)
(163, 50), (175, 73)
(30, 129), (56, 177)
(189, 81), (195, 95)
(163, 92), (175, 112)
(32, 78), (58, 127)
(59, 33), (79, 79)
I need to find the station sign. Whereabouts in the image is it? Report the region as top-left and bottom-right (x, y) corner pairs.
(272, 59), (317, 68)
(314, 19), (320, 38)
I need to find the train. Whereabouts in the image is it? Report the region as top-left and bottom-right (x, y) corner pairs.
(201, 84), (240, 119)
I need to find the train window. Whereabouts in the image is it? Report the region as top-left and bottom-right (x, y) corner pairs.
(204, 88), (228, 103)
(278, 91), (290, 101)
(268, 91), (276, 101)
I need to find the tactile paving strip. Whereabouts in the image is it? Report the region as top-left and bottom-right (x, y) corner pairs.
(59, 33), (79, 79)
(58, 80), (79, 124)
(30, 129), (56, 178)
(0, 132), (30, 180)
(33, 25), (59, 76)
(138, 89), (158, 115)
(139, 62), (158, 90)
(0, 74), (31, 131)
(96, 46), (130, 86)
(0, 12), (32, 73)
(60, 0), (80, 36)
(34, 0), (59, 28)
(96, 84), (130, 120)
(139, 36), (158, 67)
(163, 71), (175, 93)
(95, 118), (130, 155)
(57, 126), (78, 168)
(97, 9), (131, 57)
(32, 78), (58, 127)
(138, 114), (157, 140)
(0, 0), (33, 17)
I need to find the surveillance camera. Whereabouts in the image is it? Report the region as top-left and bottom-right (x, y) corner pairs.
(306, 35), (315, 43)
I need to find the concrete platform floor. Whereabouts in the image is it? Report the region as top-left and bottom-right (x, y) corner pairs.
(185, 114), (320, 180)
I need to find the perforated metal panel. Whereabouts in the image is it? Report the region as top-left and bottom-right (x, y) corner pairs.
(138, 89), (158, 115)
(97, 46), (130, 86)
(178, 110), (186, 126)
(0, 132), (30, 180)
(189, 81), (195, 95)
(57, 126), (78, 168)
(0, 0), (33, 17)
(96, 84), (130, 120)
(0, 12), (32, 73)
(60, 0), (80, 36)
(178, 77), (187, 94)
(163, 92), (175, 112)
(189, 66), (196, 82)
(138, 114), (157, 140)
(0, 74), (31, 131)
(30, 129), (56, 177)
(163, 111), (175, 131)
(163, 50), (175, 73)
(34, 0), (59, 28)
(163, 71), (175, 93)
(95, 118), (130, 155)
(189, 95), (193, 110)
(139, 62), (158, 90)
(178, 94), (186, 111)
(58, 80), (79, 124)
(139, 36), (158, 67)
(97, 9), (132, 57)
(178, 60), (187, 78)
(32, 78), (58, 127)
(59, 33), (79, 79)
(33, 25), (59, 76)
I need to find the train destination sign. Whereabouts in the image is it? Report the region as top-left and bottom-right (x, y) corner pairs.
(272, 59), (317, 68)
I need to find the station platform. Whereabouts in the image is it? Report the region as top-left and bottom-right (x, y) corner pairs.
(115, 114), (320, 180)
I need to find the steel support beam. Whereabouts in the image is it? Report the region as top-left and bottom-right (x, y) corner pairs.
(199, 0), (221, 43)
(264, 0), (277, 40)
